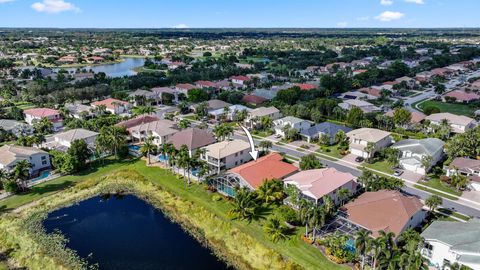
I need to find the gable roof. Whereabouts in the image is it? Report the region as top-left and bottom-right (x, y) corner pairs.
(229, 153), (298, 189)
(284, 168), (356, 200)
(167, 128), (216, 151)
(300, 122), (352, 138)
(343, 190), (424, 238)
(385, 110), (426, 124)
(421, 219), (480, 254)
(249, 107), (280, 118)
(242, 94), (267, 105)
(204, 139), (251, 159)
(54, 128), (99, 142)
(425, 112), (475, 126)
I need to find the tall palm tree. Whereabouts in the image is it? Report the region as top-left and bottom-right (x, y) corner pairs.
(13, 160), (31, 191)
(355, 230), (372, 270)
(263, 218), (288, 242)
(260, 116), (273, 131)
(299, 199), (315, 237)
(160, 143), (170, 165)
(256, 180), (284, 205)
(309, 206), (326, 241)
(259, 140), (273, 152)
(322, 195), (335, 217)
(140, 137), (157, 165)
(177, 145), (191, 183)
(337, 188), (351, 206)
(229, 187), (260, 222)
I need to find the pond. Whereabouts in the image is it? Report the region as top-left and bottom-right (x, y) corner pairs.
(43, 195), (230, 270)
(55, 57), (145, 78)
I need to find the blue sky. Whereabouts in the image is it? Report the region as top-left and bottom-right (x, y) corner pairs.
(0, 0), (478, 28)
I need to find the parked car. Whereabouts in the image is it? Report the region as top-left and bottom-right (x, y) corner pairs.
(393, 170), (404, 177)
(355, 156), (364, 163)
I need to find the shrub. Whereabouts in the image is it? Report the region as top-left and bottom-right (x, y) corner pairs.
(424, 106), (441, 115)
(275, 205), (299, 225)
(211, 194), (222, 202)
(3, 180), (20, 194)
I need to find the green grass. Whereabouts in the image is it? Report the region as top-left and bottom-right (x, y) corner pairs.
(251, 130), (273, 138)
(316, 144), (343, 159)
(417, 100), (478, 117)
(14, 101), (35, 110)
(363, 160), (394, 174)
(437, 208), (470, 221)
(413, 184), (459, 201)
(0, 158), (136, 211)
(417, 178), (462, 197)
(0, 159), (346, 270)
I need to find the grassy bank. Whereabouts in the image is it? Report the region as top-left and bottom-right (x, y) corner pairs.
(0, 160), (346, 270)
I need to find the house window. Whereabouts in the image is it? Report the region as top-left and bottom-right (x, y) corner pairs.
(235, 161), (238, 166)
(240, 151), (243, 155)
(42, 161), (47, 165)
(41, 156), (46, 160)
(235, 153), (238, 157)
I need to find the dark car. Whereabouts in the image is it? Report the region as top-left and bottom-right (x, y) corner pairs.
(355, 156), (364, 163)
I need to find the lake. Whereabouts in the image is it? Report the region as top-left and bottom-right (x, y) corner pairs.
(43, 195), (230, 270)
(55, 57), (145, 78)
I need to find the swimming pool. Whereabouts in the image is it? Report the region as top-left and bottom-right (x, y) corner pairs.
(157, 154), (169, 162)
(128, 145), (141, 151)
(31, 170), (51, 183)
(345, 238), (356, 252)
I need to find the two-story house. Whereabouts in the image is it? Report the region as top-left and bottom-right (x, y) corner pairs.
(392, 138), (445, 175)
(425, 113), (477, 134)
(0, 145), (51, 177)
(346, 128), (392, 158)
(202, 139), (252, 175)
(24, 108), (63, 132)
(244, 106), (282, 129)
(273, 116), (312, 137)
(91, 98), (132, 115)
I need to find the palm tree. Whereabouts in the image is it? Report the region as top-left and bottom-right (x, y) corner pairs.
(299, 199), (315, 237)
(97, 126), (128, 158)
(309, 206), (326, 241)
(132, 106), (155, 116)
(355, 230), (372, 270)
(364, 142), (375, 160)
(13, 160), (31, 191)
(425, 194), (442, 212)
(260, 116), (273, 131)
(196, 161), (210, 182)
(370, 238), (383, 270)
(334, 130), (347, 145)
(259, 140), (273, 152)
(263, 218), (288, 242)
(229, 187), (260, 222)
(322, 195), (335, 217)
(256, 180), (284, 205)
(421, 155), (433, 174)
(213, 124), (234, 141)
(337, 188), (351, 206)
(160, 143), (170, 165)
(177, 145), (191, 182)
(140, 137), (157, 165)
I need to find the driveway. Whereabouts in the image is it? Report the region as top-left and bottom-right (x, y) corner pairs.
(340, 154), (362, 168)
(462, 190), (480, 203)
(289, 140), (320, 152)
(401, 170), (424, 183)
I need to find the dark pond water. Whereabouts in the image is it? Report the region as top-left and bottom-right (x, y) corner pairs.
(43, 195), (230, 270)
(54, 57), (145, 78)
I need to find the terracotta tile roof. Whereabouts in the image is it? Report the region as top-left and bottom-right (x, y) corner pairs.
(385, 110), (426, 124)
(295, 83), (317, 91)
(284, 168), (356, 200)
(445, 90), (480, 102)
(176, 83), (196, 91)
(24, 108), (60, 118)
(195, 80), (217, 88)
(91, 98), (129, 110)
(117, 115), (160, 130)
(230, 153), (299, 189)
(242, 94), (267, 105)
(342, 190), (423, 238)
(230, 75), (251, 81)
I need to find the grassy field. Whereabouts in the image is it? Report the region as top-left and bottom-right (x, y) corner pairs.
(414, 184), (459, 201)
(417, 100), (478, 117)
(363, 160), (395, 175)
(316, 145), (344, 159)
(417, 178), (462, 197)
(0, 159), (346, 270)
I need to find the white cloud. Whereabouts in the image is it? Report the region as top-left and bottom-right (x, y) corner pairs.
(380, 0), (394, 5)
(336, 22), (348, 28)
(173, 24), (189, 29)
(31, 0), (80, 14)
(405, 0), (425, 4)
(0, 0), (14, 3)
(375, 11), (405, 21)
(356, 16), (370, 21)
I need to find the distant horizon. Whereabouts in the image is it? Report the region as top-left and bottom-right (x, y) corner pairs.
(0, 0), (479, 28)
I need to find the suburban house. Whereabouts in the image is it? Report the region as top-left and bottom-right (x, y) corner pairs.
(273, 116), (312, 137)
(151, 87), (179, 104)
(117, 115), (160, 132)
(338, 99), (381, 113)
(195, 80), (218, 89)
(42, 128), (99, 152)
(208, 105), (252, 121)
(0, 119), (33, 137)
(446, 158), (480, 191)
(126, 119), (178, 146)
(202, 139), (252, 175)
(230, 75), (251, 86)
(24, 108), (63, 132)
(385, 110), (426, 128)
(175, 83), (196, 95)
(167, 128), (216, 157)
(244, 106), (282, 129)
(342, 190), (426, 238)
(191, 99), (231, 113)
(444, 89), (480, 103)
(91, 98), (132, 115)
(64, 103), (95, 119)
(425, 113), (477, 134)
(242, 94), (267, 106)
(210, 152), (298, 197)
(128, 89), (160, 106)
(421, 219), (480, 270)
(346, 128), (392, 158)
(0, 145), (51, 176)
(300, 122), (352, 143)
(283, 168), (358, 206)
(392, 138), (445, 175)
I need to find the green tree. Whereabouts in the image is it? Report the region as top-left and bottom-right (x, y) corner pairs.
(263, 218), (289, 242)
(33, 117), (54, 134)
(178, 119), (191, 129)
(393, 107), (412, 128)
(13, 160), (31, 191)
(258, 140), (273, 152)
(346, 107), (364, 127)
(355, 230), (372, 270)
(256, 180), (284, 205)
(140, 137), (157, 165)
(97, 126), (128, 159)
(425, 195), (443, 212)
(229, 187), (261, 222)
(299, 154), (323, 170)
(64, 139), (91, 173)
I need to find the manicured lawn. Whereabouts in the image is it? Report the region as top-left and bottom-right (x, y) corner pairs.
(251, 130), (273, 138)
(0, 159), (346, 270)
(316, 144), (344, 159)
(363, 160), (394, 174)
(417, 178), (462, 197)
(437, 208), (471, 221)
(413, 184), (459, 201)
(0, 158), (136, 211)
(417, 100), (478, 117)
